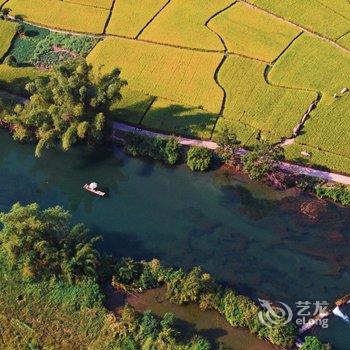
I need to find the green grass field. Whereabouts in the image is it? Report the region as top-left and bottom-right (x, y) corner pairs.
(209, 2), (300, 62)
(139, 0), (232, 50)
(87, 37), (224, 113)
(0, 21), (18, 60)
(106, 0), (169, 37)
(6, 0), (109, 33)
(218, 55), (316, 143)
(247, 0), (350, 40)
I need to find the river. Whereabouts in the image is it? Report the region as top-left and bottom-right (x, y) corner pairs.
(0, 130), (349, 349)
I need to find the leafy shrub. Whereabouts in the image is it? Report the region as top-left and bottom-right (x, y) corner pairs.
(3, 54), (17, 67)
(215, 125), (240, 163)
(315, 184), (350, 206)
(186, 147), (212, 171)
(242, 141), (284, 180)
(124, 134), (181, 165)
(301, 336), (331, 350)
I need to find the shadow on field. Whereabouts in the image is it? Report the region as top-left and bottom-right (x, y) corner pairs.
(115, 100), (219, 139)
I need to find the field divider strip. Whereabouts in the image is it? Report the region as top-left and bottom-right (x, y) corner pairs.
(271, 31), (304, 65)
(313, 0), (350, 21)
(135, 0), (173, 39)
(0, 0), (10, 10)
(62, 0), (110, 10)
(103, 0), (117, 35)
(336, 30), (350, 41)
(138, 96), (157, 126)
(239, 0), (350, 55)
(205, 2), (237, 138)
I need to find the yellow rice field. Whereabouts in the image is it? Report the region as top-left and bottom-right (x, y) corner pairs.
(209, 2), (300, 62)
(338, 33), (350, 50)
(247, 0), (350, 40)
(141, 98), (218, 139)
(106, 0), (169, 37)
(139, 0), (232, 50)
(218, 55), (316, 143)
(0, 21), (18, 60)
(6, 0), (109, 34)
(63, 0), (113, 9)
(87, 37), (224, 113)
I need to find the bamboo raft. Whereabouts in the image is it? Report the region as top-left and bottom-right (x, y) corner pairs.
(83, 182), (106, 197)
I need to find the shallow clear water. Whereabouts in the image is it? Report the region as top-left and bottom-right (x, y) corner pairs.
(1, 130), (350, 348)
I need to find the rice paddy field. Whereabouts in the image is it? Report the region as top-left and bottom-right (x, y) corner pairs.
(63, 0), (113, 9)
(87, 37), (224, 114)
(209, 2), (301, 62)
(5, 0), (109, 33)
(138, 0), (232, 50)
(246, 0), (350, 40)
(0, 20), (18, 60)
(106, 0), (169, 37)
(217, 56), (316, 143)
(0, 0), (350, 172)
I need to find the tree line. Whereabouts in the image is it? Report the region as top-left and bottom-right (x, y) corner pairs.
(0, 203), (330, 349)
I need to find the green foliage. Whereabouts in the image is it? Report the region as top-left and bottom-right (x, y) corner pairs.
(165, 267), (217, 306)
(242, 141), (284, 180)
(5, 58), (126, 156)
(125, 133), (181, 165)
(215, 125), (240, 163)
(186, 147), (212, 172)
(0, 202), (100, 283)
(301, 336), (331, 350)
(3, 54), (17, 67)
(9, 23), (50, 64)
(315, 184), (350, 206)
(31, 32), (98, 67)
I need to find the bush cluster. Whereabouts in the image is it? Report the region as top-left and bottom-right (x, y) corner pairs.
(125, 133), (181, 165)
(112, 259), (297, 347)
(315, 184), (350, 206)
(186, 146), (212, 171)
(32, 32), (98, 66)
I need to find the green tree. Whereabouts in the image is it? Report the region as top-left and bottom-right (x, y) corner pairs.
(242, 141), (284, 180)
(165, 137), (181, 165)
(5, 58), (126, 156)
(215, 125), (240, 163)
(301, 336), (331, 350)
(0, 203), (100, 283)
(186, 147), (212, 172)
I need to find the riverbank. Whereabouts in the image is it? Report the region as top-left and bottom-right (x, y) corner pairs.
(105, 286), (280, 350)
(112, 121), (350, 186)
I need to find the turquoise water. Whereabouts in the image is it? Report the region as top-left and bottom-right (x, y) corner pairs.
(1, 130), (350, 348)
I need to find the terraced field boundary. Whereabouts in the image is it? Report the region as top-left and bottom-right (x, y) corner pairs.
(103, 0), (117, 34)
(240, 0), (350, 54)
(135, 0), (172, 39)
